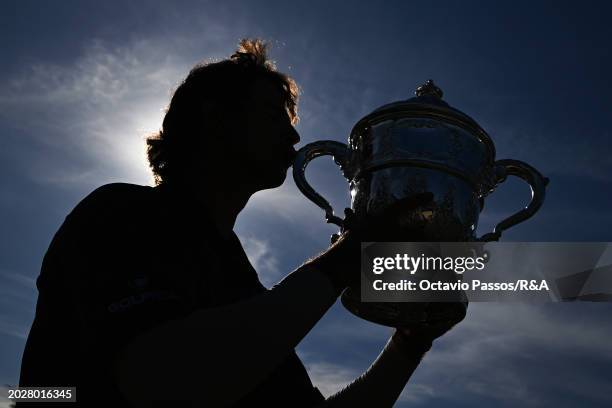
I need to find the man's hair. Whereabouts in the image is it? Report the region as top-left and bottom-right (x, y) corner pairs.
(145, 38), (300, 186)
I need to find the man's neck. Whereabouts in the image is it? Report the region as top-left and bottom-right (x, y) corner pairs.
(194, 183), (251, 239)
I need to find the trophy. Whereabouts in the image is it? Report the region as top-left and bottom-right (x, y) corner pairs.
(293, 80), (549, 327)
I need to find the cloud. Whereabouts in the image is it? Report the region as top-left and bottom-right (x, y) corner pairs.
(302, 354), (439, 404)
(398, 382), (436, 403)
(0, 270), (35, 289)
(0, 320), (28, 340)
(249, 183), (321, 222)
(402, 302), (612, 405)
(302, 361), (357, 397)
(0, 269), (37, 308)
(304, 358), (436, 404)
(0, 39), (171, 188)
(300, 301), (612, 407)
(0, 385), (15, 408)
(245, 181), (337, 237)
(0, 270), (36, 340)
(0, 26), (353, 241)
(0, 27), (239, 190)
(239, 234), (280, 287)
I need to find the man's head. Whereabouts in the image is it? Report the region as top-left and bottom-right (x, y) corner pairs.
(146, 38), (300, 191)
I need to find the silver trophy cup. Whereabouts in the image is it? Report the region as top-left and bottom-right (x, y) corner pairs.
(293, 80), (549, 327)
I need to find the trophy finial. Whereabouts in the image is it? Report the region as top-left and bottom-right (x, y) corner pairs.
(416, 79), (443, 99)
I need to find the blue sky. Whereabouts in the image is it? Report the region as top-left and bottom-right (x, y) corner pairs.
(1, 0), (612, 406)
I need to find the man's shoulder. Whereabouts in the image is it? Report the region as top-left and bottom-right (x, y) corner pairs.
(77, 182), (154, 206)
(39, 184), (159, 286)
(69, 183), (155, 217)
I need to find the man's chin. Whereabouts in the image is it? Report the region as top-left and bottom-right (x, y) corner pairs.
(257, 169), (288, 191)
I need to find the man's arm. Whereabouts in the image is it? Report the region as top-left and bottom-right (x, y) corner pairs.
(318, 332), (432, 408)
(113, 263), (338, 407)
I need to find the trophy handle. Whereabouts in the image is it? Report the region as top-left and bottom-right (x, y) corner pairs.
(292, 140), (351, 227)
(479, 159), (549, 242)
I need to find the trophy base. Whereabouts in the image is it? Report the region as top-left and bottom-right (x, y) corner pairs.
(340, 287), (467, 328)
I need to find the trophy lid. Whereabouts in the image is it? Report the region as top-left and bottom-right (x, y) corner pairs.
(372, 79), (451, 111)
(370, 80), (479, 126)
(357, 79), (495, 156)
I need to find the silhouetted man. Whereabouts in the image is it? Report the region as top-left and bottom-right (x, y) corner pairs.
(18, 39), (464, 407)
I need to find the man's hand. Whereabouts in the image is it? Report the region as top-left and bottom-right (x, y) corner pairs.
(309, 193), (435, 296)
(392, 300), (468, 355)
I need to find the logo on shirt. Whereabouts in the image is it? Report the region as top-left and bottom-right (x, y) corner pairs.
(107, 290), (178, 313)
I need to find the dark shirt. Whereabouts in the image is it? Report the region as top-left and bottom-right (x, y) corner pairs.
(18, 182), (325, 407)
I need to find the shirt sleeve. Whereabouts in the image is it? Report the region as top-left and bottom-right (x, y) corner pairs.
(53, 184), (195, 364)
